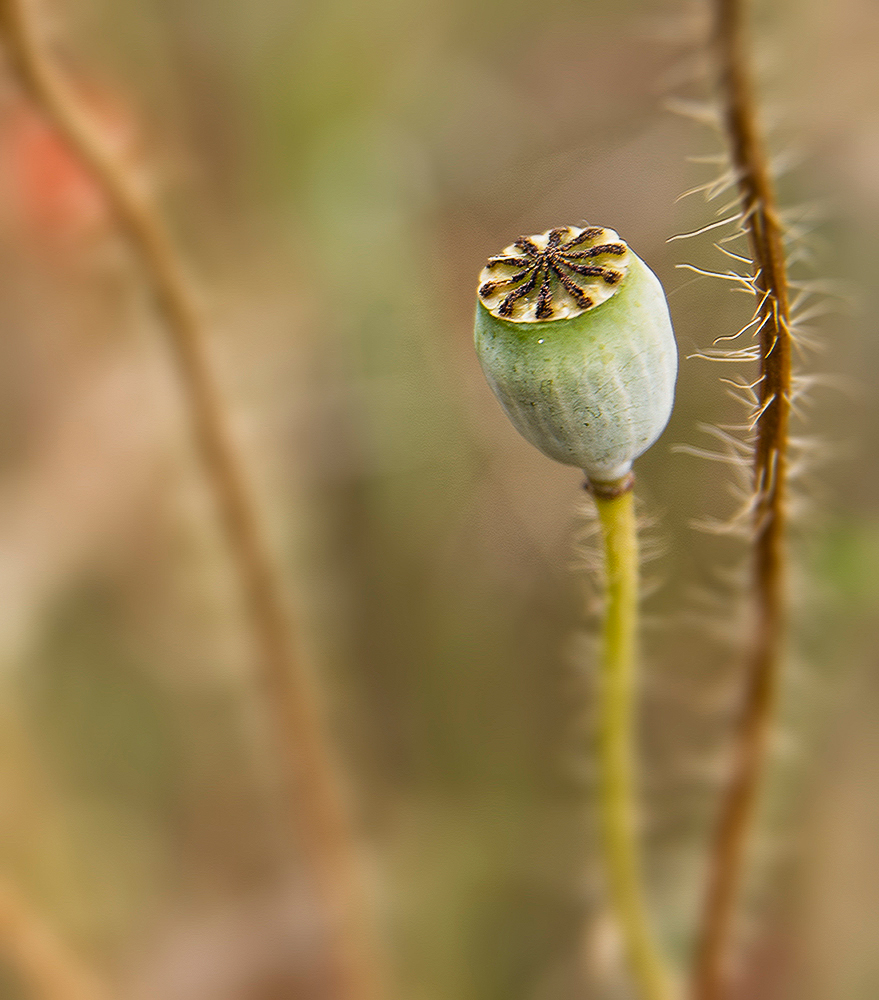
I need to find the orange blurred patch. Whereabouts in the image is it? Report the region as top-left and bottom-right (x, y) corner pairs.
(0, 84), (134, 251)
(7, 104), (106, 235)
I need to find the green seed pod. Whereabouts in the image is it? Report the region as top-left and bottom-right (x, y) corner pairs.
(474, 225), (677, 488)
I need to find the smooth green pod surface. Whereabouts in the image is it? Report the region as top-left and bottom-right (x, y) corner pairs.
(474, 225), (677, 484)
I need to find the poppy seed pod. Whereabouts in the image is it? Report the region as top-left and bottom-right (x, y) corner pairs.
(474, 225), (677, 488)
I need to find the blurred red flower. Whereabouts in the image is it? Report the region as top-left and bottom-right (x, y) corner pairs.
(1, 84), (133, 250)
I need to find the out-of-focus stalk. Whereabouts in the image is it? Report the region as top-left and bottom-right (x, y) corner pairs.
(0, 3), (383, 998)
(0, 882), (112, 1000)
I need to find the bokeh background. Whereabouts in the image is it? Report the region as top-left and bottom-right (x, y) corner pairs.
(1, 0), (878, 997)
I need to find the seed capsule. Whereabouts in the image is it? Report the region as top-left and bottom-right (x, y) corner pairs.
(474, 225), (677, 486)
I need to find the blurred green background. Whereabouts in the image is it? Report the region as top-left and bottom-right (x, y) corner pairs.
(1, 0), (878, 997)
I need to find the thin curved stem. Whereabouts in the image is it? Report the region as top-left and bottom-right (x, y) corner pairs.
(0, 882), (111, 1000)
(691, 1), (792, 997)
(594, 487), (675, 1000)
(0, 3), (382, 998)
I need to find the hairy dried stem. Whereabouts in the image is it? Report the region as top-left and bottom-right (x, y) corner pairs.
(0, 2), (382, 998)
(691, 1), (792, 998)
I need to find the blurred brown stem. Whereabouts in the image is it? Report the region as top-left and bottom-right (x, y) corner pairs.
(0, 882), (111, 1000)
(691, 1), (792, 998)
(0, 2), (382, 998)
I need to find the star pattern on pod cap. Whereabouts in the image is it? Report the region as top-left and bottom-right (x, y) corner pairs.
(477, 225), (631, 323)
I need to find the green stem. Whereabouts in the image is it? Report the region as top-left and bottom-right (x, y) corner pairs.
(594, 487), (675, 1000)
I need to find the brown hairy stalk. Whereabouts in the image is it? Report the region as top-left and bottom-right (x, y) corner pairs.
(0, 882), (111, 1000)
(0, 2), (381, 998)
(691, 0), (792, 998)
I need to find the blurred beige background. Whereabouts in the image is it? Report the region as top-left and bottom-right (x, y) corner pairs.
(1, 0), (878, 997)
